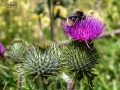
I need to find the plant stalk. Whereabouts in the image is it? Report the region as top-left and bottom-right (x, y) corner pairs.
(38, 16), (45, 40)
(41, 78), (48, 90)
(17, 74), (22, 90)
(47, 0), (54, 41)
(68, 72), (78, 90)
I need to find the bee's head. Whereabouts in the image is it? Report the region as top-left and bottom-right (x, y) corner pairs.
(67, 13), (78, 22)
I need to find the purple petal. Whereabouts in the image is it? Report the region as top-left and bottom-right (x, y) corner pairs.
(0, 43), (5, 57)
(62, 15), (105, 41)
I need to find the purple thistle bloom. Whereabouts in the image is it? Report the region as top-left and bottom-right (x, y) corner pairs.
(62, 15), (105, 41)
(0, 43), (5, 57)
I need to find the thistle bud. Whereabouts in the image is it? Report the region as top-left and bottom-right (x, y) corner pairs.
(8, 41), (27, 62)
(21, 45), (63, 78)
(63, 40), (99, 73)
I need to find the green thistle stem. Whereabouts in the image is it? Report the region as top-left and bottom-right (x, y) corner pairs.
(68, 72), (83, 90)
(17, 74), (22, 90)
(40, 78), (48, 90)
(68, 72), (77, 90)
(60, 72), (71, 83)
(60, 72), (80, 90)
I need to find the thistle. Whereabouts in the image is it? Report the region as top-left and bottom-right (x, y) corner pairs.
(8, 41), (27, 62)
(63, 41), (99, 72)
(62, 15), (105, 41)
(62, 12), (105, 90)
(62, 40), (99, 89)
(20, 44), (63, 78)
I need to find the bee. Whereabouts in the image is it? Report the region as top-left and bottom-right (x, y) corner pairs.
(66, 11), (86, 26)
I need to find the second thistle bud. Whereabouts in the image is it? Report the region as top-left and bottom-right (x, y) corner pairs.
(8, 41), (27, 62)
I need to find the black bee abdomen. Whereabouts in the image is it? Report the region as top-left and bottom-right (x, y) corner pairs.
(76, 11), (84, 16)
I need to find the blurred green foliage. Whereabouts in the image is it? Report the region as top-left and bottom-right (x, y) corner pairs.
(0, 0), (120, 90)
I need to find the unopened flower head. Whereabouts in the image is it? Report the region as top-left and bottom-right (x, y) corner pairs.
(62, 15), (105, 41)
(0, 43), (5, 57)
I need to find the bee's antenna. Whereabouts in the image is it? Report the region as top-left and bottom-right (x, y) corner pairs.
(85, 41), (92, 50)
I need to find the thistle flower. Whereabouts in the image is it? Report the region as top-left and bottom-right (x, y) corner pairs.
(62, 15), (105, 41)
(0, 43), (5, 57)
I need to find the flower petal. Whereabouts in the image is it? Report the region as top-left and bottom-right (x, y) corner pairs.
(62, 15), (105, 41)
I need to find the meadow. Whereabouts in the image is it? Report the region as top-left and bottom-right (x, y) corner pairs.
(0, 0), (120, 90)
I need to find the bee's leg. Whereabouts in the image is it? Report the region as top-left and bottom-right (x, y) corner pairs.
(85, 41), (92, 50)
(82, 15), (86, 20)
(74, 17), (79, 25)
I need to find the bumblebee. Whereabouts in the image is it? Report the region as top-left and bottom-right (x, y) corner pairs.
(66, 11), (86, 26)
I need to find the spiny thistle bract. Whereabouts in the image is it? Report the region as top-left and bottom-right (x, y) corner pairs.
(20, 45), (63, 78)
(8, 41), (27, 62)
(63, 40), (99, 88)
